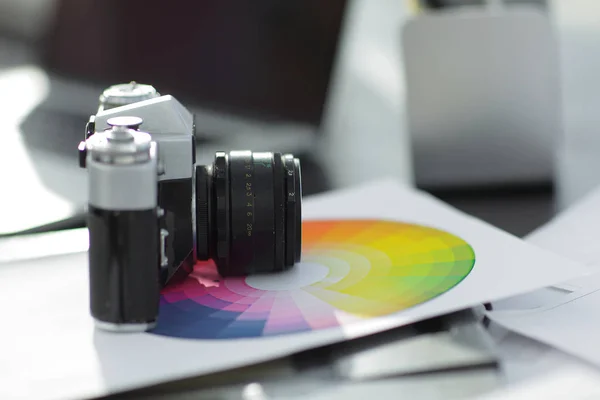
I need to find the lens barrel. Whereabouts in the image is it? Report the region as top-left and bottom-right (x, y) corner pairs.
(196, 151), (302, 276)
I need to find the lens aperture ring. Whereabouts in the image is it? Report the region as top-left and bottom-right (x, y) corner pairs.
(228, 151), (256, 275)
(213, 152), (230, 273)
(250, 153), (276, 273)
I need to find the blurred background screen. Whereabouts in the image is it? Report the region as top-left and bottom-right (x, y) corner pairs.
(0, 0), (583, 239)
(42, 0), (347, 127)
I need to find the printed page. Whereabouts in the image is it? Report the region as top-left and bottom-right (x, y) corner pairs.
(0, 179), (589, 400)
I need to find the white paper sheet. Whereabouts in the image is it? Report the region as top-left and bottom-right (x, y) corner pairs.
(526, 185), (600, 291)
(0, 179), (589, 400)
(492, 330), (588, 386)
(484, 184), (600, 379)
(490, 285), (600, 371)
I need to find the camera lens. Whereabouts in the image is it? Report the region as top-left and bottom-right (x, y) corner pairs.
(196, 151), (302, 276)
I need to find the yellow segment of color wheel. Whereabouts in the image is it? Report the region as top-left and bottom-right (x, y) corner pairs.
(301, 220), (476, 318)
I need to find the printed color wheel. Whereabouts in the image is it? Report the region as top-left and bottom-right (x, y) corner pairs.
(152, 219), (475, 339)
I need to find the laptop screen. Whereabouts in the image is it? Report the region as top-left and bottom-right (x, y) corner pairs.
(40, 0), (347, 127)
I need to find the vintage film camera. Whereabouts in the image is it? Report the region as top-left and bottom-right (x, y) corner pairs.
(79, 82), (302, 332)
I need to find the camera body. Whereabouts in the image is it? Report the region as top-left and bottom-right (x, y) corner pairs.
(80, 83), (302, 331)
(85, 93), (198, 286)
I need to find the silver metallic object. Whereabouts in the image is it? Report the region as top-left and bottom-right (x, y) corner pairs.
(86, 116), (158, 210)
(85, 116), (161, 333)
(94, 319), (157, 333)
(98, 81), (161, 112)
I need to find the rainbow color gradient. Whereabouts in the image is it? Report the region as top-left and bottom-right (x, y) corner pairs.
(151, 219), (475, 339)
